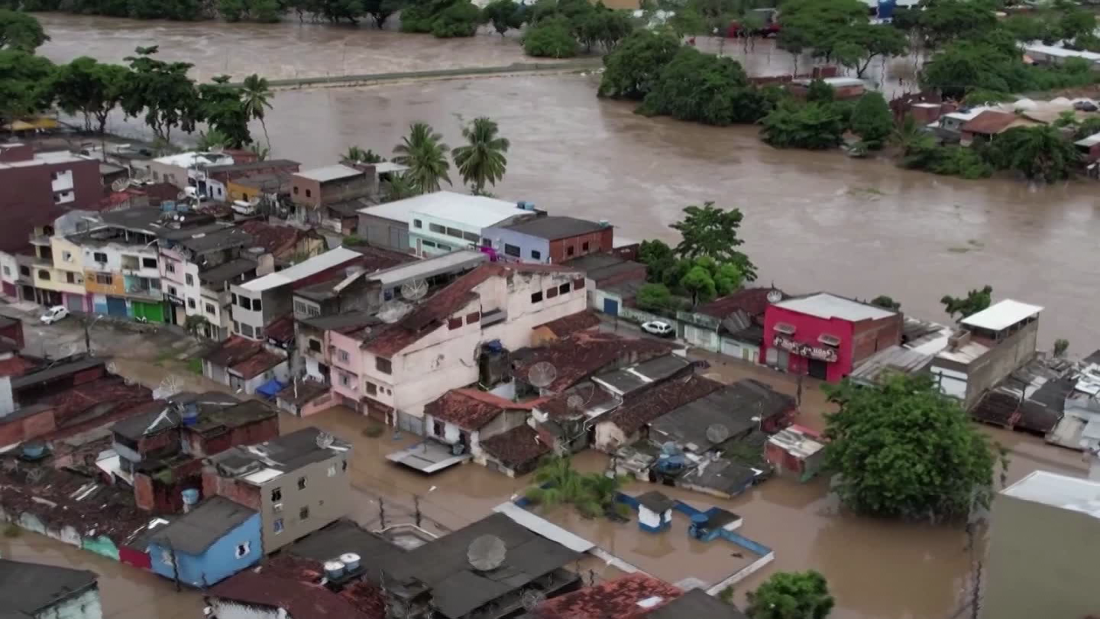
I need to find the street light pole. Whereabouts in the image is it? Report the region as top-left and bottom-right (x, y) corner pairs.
(84, 314), (103, 355)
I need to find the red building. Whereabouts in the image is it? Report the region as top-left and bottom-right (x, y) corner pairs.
(762, 293), (902, 382)
(0, 143), (102, 212)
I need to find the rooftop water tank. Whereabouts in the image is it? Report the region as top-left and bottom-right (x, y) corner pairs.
(324, 560), (346, 580)
(340, 553), (361, 571)
(181, 402), (199, 426)
(181, 488), (200, 512)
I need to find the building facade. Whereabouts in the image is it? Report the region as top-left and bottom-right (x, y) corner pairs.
(762, 293), (902, 382)
(0, 144), (102, 212)
(399, 192), (538, 257)
(483, 216), (613, 264)
(147, 497), (263, 587)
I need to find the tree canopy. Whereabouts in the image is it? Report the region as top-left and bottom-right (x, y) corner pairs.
(639, 46), (775, 126)
(393, 121), (453, 193)
(482, 0), (524, 35)
(848, 91), (893, 147)
(523, 15), (579, 57)
(761, 101), (845, 150)
(940, 285), (992, 321)
(0, 49), (54, 124)
(0, 9), (48, 51)
(48, 56), (129, 133)
(747, 570), (835, 619)
(987, 125), (1079, 183)
(823, 374), (1003, 521)
(670, 202), (757, 281)
(452, 116), (510, 193)
(598, 29), (681, 100)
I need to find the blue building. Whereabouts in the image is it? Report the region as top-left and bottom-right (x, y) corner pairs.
(147, 496), (261, 587)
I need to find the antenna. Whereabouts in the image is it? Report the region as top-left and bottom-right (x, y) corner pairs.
(521, 589), (547, 611)
(467, 534), (507, 571)
(401, 278), (429, 301)
(527, 362), (558, 389)
(766, 289), (783, 304)
(706, 423), (730, 445)
(315, 431), (335, 450)
(378, 300), (411, 324)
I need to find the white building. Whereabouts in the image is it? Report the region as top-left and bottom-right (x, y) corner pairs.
(402, 191), (540, 257)
(147, 151), (234, 195)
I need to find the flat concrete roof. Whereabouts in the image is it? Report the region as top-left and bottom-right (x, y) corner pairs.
(961, 299), (1043, 331)
(239, 246), (362, 292)
(294, 164), (363, 183)
(1002, 471), (1100, 519)
(775, 293), (894, 322)
(402, 191), (528, 229)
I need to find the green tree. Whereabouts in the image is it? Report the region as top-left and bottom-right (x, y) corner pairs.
(805, 79), (834, 103)
(989, 125), (1079, 183)
(778, 0), (868, 60)
(363, 0), (404, 27)
(198, 75), (253, 148)
(640, 46), (773, 126)
(833, 22), (907, 78)
(1059, 8), (1096, 42)
(0, 50), (55, 126)
(524, 15), (578, 57)
(747, 570), (834, 619)
(250, 0), (282, 22)
(49, 57), (129, 133)
(669, 202), (756, 281)
(636, 282), (675, 311)
(0, 9), (48, 51)
(382, 172), (419, 201)
(940, 285), (992, 321)
(196, 128), (231, 150)
(1074, 117), (1100, 140)
(482, 0), (523, 35)
(451, 116), (510, 193)
(638, 238), (676, 282)
(1053, 338), (1069, 357)
(891, 114), (934, 155)
(680, 265), (717, 306)
(760, 101), (845, 150)
(342, 146), (386, 164)
(430, 0), (482, 37)
(714, 262), (742, 295)
(392, 121), (452, 193)
(576, 6), (633, 52)
(240, 73), (273, 150)
(823, 375), (1003, 520)
(848, 91), (893, 147)
(919, 0), (998, 49)
(218, 0), (247, 20)
(525, 455), (627, 519)
(870, 295), (900, 311)
(120, 46), (200, 143)
(597, 29), (680, 100)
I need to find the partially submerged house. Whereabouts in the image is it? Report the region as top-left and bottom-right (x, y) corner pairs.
(147, 496), (262, 587)
(649, 379), (796, 453)
(0, 558), (102, 619)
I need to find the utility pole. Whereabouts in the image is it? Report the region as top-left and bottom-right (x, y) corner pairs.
(413, 494), (422, 527)
(378, 497), (387, 529)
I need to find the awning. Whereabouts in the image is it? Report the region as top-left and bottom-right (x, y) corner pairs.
(256, 378), (286, 399)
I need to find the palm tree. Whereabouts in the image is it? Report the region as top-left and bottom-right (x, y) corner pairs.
(197, 129), (230, 151)
(249, 143), (270, 161)
(451, 117), (510, 194)
(393, 122), (451, 194)
(890, 115), (933, 155)
(342, 146), (385, 165)
(240, 74), (273, 151)
(382, 172), (419, 202)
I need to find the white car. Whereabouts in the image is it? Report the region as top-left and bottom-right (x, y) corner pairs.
(641, 320), (674, 337)
(40, 306), (69, 325)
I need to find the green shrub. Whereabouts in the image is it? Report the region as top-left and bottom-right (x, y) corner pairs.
(430, 0), (482, 37)
(760, 102), (845, 150)
(523, 16), (578, 58)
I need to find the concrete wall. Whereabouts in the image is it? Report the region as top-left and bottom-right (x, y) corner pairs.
(256, 452), (350, 553)
(358, 213), (411, 253)
(983, 491), (1100, 619)
(483, 226), (550, 263)
(205, 600), (284, 619)
(963, 320), (1039, 409)
(0, 157), (101, 211)
(34, 584), (102, 619)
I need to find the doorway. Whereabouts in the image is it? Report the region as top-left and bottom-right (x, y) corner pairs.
(808, 359), (828, 380)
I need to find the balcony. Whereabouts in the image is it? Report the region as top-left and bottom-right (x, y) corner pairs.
(480, 309), (507, 328)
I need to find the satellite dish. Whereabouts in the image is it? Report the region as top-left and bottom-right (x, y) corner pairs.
(467, 534), (507, 571)
(401, 278), (429, 301)
(566, 394), (585, 411)
(25, 467), (45, 483)
(766, 289), (783, 304)
(706, 423), (731, 444)
(521, 589), (547, 610)
(378, 300), (411, 324)
(106, 362), (118, 375)
(315, 431), (334, 449)
(528, 362), (557, 389)
(156, 375), (183, 400)
(111, 178), (129, 192)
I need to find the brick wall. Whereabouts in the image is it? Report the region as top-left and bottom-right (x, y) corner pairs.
(593, 263), (647, 289)
(191, 416), (279, 457)
(0, 157), (102, 212)
(548, 228), (614, 263)
(202, 468), (262, 510)
(0, 320), (24, 349)
(0, 408), (59, 445)
(137, 429), (178, 457)
(851, 314), (904, 364)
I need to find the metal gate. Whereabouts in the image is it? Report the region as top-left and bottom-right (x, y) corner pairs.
(603, 298), (619, 316)
(65, 294), (84, 313)
(105, 296), (128, 317)
(397, 410), (424, 435)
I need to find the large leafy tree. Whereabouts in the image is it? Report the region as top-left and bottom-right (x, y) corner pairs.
(342, 146), (386, 164)
(760, 101), (845, 151)
(940, 285), (992, 321)
(747, 570), (834, 619)
(669, 202), (756, 281)
(120, 46), (200, 143)
(0, 50), (55, 125)
(848, 91), (893, 147)
(240, 73), (273, 151)
(834, 23), (908, 78)
(640, 46), (773, 126)
(597, 29), (680, 101)
(680, 265), (717, 306)
(523, 15), (578, 58)
(989, 125), (1079, 183)
(823, 375), (1003, 521)
(363, 0), (405, 27)
(918, 0), (998, 50)
(482, 0), (524, 35)
(451, 116), (510, 194)
(0, 9), (48, 51)
(49, 57), (129, 133)
(198, 75), (253, 148)
(393, 121), (452, 194)
(778, 0), (868, 60)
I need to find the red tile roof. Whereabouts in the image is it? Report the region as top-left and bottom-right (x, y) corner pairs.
(537, 384), (619, 420)
(231, 349), (285, 380)
(960, 110), (1019, 136)
(364, 262), (581, 358)
(424, 388), (543, 431)
(532, 573), (682, 619)
(264, 314), (296, 345)
(601, 375), (723, 436)
(535, 310), (601, 338)
(239, 220), (304, 257)
(202, 336), (263, 367)
(0, 354), (37, 378)
(696, 287), (784, 319)
(512, 332), (676, 393)
(210, 554), (384, 619)
(479, 424), (551, 469)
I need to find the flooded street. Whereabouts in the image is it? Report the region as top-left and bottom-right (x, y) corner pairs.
(15, 14), (1100, 619)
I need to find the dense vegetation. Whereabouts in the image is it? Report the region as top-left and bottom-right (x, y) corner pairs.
(747, 570), (835, 619)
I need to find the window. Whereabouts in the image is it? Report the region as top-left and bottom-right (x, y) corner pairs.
(168, 286), (177, 296)
(309, 339), (322, 352)
(185, 274), (194, 286)
(559, 283), (570, 294)
(62, 251), (72, 262)
(232, 320), (240, 333)
(240, 323), (255, 337)
(142, 257), (157, 269)
(166, 262), (175, 273)
(546, 287), (558, 299)
(93, 252), (107, 263)
(235, 542), (250, 558)
(342, 459), (348, 471)
(566, 245), (575, 256)
(531, 291), (543, 303)
(437, 244), (451, 251)
(95, 273), (112, 285)
(305, 189), (312, 198)
(366, 382), (377, 396)
(429, 223), (446, 234)
(582, 241), (590, 252)
(338, 349), (350, 363)
(434, 420), (445, 437)
(271, 487), (282, 501)
(466, 311), (480, 324)
(339, 373), (351, 387)
(66, 272), (76, 284)
(462, 231), (479, 243)
(37, 270), (49, 280)
(231, 293), (237, 305)
(504, 244), (521, 257)
(238, 296), (251, 310)
(293, 186), (299, 195)
(445, 227), (464, 239)
(376, 357), (392, 374)
(448, 317), (462, 330)
(273, 518), (284, 533)
(531, 250), (541, 260)
(573, 278), (585, 289)
(188, 298), (196, 309)
(300, 506), (310, 520)
(205, 303), (216, 315)
(422, 240), (437, 249)
(298, 476), (307, 490)
(19, 266), (29, 277)
(254, 299), (262, 311)
(413, 219), (422, 229)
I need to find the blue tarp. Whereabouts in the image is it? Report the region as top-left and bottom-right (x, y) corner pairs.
(256, 378), (286, 399)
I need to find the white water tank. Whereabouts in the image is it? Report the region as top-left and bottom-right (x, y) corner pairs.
(340, 553), (361, 571)
(324, 560), (346, 580)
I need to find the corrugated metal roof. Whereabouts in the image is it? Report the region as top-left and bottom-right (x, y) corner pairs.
(294, 164), (363, 183)
(774, 293), (894, 322)
(961, 299), (1043, 331)
(239, 246), (362, 291)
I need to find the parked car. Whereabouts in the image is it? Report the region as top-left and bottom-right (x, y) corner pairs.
(40, 305), (69, 325)
(641, 320), (674, 337)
